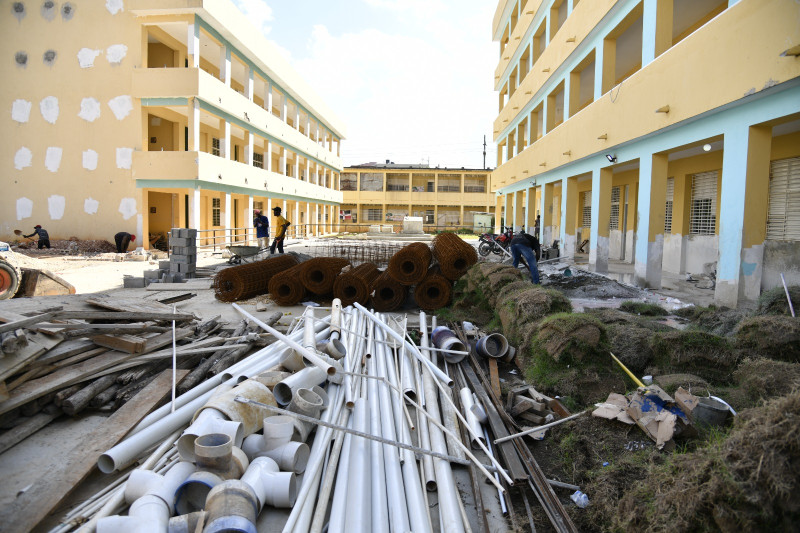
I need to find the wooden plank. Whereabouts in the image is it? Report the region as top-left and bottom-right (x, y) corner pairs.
(0, 381), (8, 402)
(0, 409), (61, 454)
(85, 295), (173, 313)
(0, 332), (63, 382)
(146, 281), (212, 291)
(54, 311), (196, 321)
(0, 311), (57, 334)
(0, 370), (189, 533)
(29, 339), (97, 367)
(548, 398), (572, 418)
(488, 358), (502, 399)
(157, 292), (196, 304)
(511, 397), (547, 417)
(91, 334), (147, 354)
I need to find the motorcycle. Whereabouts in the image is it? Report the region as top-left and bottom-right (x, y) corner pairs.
(478, 226), (515, 257)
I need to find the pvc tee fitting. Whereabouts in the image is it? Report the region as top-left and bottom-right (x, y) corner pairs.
(241, 416), (310, 473)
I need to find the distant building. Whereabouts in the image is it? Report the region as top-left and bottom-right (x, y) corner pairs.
(3, 0), (345, 247)
(340, 165), (495, 231)
(491, 0), (800, 307)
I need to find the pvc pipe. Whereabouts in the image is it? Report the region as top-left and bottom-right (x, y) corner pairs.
(366, 332), (390, 533)
(241, 456), (297, 508)
(483, 425), (508, 516)
(287, 387), (325, 442)
(417, 313), (465, 533)
(330, 298), (342, 338)
(177, 408), (242, 461)
(167, 512), (205, 533)
(431, 326), (468, 363)
(475, 333), (509, 359)
(400, 340), (416, 401)
(279, 346), (305, 372)
(240, 416), (310, 473)
(273, 366), (327, 406)
(459, 387), (486, 449)
(343, 398), (371, 533)
(202, 480), (259, 533)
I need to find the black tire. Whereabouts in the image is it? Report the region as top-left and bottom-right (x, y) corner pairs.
(478, 241), (492, 257)
(0, 260), (20, 300)
(492, 244), (504, 256)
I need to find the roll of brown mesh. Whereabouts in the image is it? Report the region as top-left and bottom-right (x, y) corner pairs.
(370, 271), (408, 312)
(299, 257), (351, 295)
(386, 242), (432, 286)
(268, 263), (307, 306)
(414, 266), (452, 311)
(432, 232), (478, 281)
(213, 254), (298, 302)
(333, 262), (380, 307)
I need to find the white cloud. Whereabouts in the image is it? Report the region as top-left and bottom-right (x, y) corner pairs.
(232, 0), (274, 35)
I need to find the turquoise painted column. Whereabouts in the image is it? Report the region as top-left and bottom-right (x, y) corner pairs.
(714, 125), (771, 307)
(634, 153), (668, 288)
(560, 177), (578, 257)
(504, 193), (512, 230)
(562, 74), (571, 123)
(642, 0), (672, 67)
(594, 43), (604, 100)
(589, 167), (613, 272)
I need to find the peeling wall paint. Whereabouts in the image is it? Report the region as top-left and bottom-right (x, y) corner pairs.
(116, 147), (133, 170)
(45, 146), (62, 172)
(61, 2), (75, 20)
(106, 0), (123, 15)
(82, 149), (98, 170)
(43, 49), (57, 66)
(14, 147), (32, 170)
(15, 51), (28, 67)
(12, 2), (26, 22)
(12, 99), (31, 123)
(84, 197), (99, 215)
(41, 1), (56, 21)
(106, 44), (127, 65)
(108, 95), (132, 120)
(118, 197), (137, 220)
(77, 48), (100, 68)
(48, 195), (66, 220)
(16, 198), (33, 221)
(78, 97), (101, 122)
(39, 96), (59, 124)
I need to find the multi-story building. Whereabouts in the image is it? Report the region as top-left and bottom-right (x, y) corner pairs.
(491, 0), (800, 307)
(340, 164), (495, 231)
(2, 0), (345, 248)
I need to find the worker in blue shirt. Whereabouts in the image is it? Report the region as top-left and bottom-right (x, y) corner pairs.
(253, 209), (270, 249)
(24, 225), (50, 249)
(510, 230), (541, 284)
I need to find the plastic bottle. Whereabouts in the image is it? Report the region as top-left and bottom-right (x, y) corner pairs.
(570, 490), (590, 509)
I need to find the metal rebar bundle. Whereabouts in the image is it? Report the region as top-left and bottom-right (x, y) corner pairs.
(268, 263), (307, 306)
(370, 271), (408, 312)
(431, 232), (478, 281)
(313, 240), (405, 268)
(333, 263), (380, 307)
(299, 258), (351, 295)
(386, 243), (432, 286)
(413, 266), (452, 311)
(213, 254), (299, 302)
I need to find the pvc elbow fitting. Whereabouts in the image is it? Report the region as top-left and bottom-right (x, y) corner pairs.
(97, 494), (170, 533)
(273, 366), (327, 406)
(241, 416), (310, 473)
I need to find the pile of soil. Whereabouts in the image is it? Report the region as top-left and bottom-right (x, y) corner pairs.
(675, 305), (750, 337)
(543, 270), (640, 299)
(733, 357), (800, 404)
(534, 313), (607, 364)
(616, 389), (800, 532)
(650, 330), (740, 383)
(15, 238), (116, 253)
(734, 315), (800, 362)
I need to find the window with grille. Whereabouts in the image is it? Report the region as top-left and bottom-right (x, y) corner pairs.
(366, 208), (383, 221)
(767, 156), (800, 241)
(582, 191), (592, 228)
(609, 186), (620, 230)
(340, 173), (357, 191)
(212, 198), (221, 226)
(690, 171), (717, 235)
(212, 138), (220, 157)
(665, 177), (674, 233)
(253, 152), (264, 169)
(438, 178), (460, 192)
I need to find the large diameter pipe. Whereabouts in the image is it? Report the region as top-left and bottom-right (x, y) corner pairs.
(343, 398), (371, 533)
(273, 366), (327, 406)
(475, 333), (509, 359)
(431, 326), (468, 363)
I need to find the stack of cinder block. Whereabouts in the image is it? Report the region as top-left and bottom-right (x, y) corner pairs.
(169, 228), (197, 280)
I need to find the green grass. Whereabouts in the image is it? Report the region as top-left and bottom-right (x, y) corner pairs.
(619, 300), (669, 316)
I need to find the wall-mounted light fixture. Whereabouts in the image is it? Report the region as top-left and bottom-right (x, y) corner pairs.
(703, 144), (712, 152)
(606, 154), (617, 163)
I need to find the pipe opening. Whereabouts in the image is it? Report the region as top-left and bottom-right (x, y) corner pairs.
(453, 258), (467, 270)
(273, 383), (292, 405)
(379, 287), (395, 300)
(309, 270), (324, 283)
(343, 286), (357, 299)
(97, 454), (115, 474)
(426, 287), (441, 299)
(401, 261), (415, 274)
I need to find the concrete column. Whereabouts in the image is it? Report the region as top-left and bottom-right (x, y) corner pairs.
(563, 74), (572, 123)
(220, 45), (231, 87)
(245, 66), (254, 101)
(190, 189), (201, 230)
(715, 125), (771, 307)
(634, 153), (669, 288)
(245, 132), (254, 166)
(525, 187), (535, 232)
(294, 202), (300, 238)
(589, 168), (613, 272)
(503, 193), (512, 230)
(281, 94), (287, 123)
(188, 99), (201, 151)
(314, 203), (319, 235)
(541, 182), (554, 245)
(294, 155), (301, 180)
(223, 193), (232, 245)
(221, 118), (230, 159)
(265, 82), (273, 113)
(265, 140), (272, 172)
(494, 195), (503, 233)
(642, 0), (673, 66)
(306, 116), (312, 138)
(280, 149), (286, 175)
(267, 198), (273, 237)
(295, 108), (301, 131)
(545, 12), (552, 44)
(514, 190), (525, 230)
(560, 176), (578, 257)
(187, 24), (200, 68)
(247, 196), (254, 244)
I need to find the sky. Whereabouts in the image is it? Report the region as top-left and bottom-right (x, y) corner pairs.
(232, 0), (499, 170)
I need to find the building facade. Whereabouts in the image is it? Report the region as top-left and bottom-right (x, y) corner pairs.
(340, 164), (495, 231)
(2, 0), (345, 249)
(492, 0), (800, 307)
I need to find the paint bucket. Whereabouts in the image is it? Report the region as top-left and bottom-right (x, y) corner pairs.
(693, 397), (730, 427)
(431, 326), (467, 363)
(475, 333), (509, 359)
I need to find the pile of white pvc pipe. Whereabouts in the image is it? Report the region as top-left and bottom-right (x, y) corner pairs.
(50, 302), (511, 533)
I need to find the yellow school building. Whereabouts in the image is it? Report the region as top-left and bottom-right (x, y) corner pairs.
(492, 0), (800, 307)
(340, 165), (495, 232)
(2, 0), (345, 249)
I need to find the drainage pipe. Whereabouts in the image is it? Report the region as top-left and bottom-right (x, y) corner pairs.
(459, 387), (486, 449)
(475, 333), (509, 360)
(321, 410), (354, 533)
(431, 326), (468, 363)
(343, 398), (371, 533)
(273, 366), (327, 406)
(483, 425), (508, 516)
(366, 328), (390, 533)
(240, 456), (297, 508)
(287, 387), (326, 441)
(240, 415), (310, 473)
(418, 312), (465, 533)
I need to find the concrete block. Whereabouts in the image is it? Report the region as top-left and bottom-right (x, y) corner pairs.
(170, 255), (197, 264)
(123, 276), (146, 288)
(173, 262), (196, 273)
(169, 237), (193, 247)
(173, 228), (187, 238)
(159, 260), (171, 270)
(143, 269), (161, 279)
(172, 246), (197, 256)
(185, 229), (198, 238)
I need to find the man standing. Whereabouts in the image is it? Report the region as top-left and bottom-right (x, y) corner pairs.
(114, 232), (136, 253)
(24, 225), (51, 249)
(253, 209), (270, 249)
(270, 206), (291, 254)
(510, 229), (541, 284)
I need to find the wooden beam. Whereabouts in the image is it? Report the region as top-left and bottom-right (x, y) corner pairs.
(488, 358), (502, 399)
(91, 334), (147, 354)
(0, 311), (58, 334)
(53, 311), (195, 321)
(0, 369), (188, 533)
(0, 333), (63, 383)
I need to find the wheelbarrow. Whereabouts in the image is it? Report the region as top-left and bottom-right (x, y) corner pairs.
(226, 245), (268, 264)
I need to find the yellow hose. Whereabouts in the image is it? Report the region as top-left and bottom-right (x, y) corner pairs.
(610, 352), (645, 388)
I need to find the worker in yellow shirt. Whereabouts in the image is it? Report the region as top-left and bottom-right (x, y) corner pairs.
(270, 206), (291, 254)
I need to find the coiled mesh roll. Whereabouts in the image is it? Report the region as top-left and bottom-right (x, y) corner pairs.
(268, 263), (307, 306)
(432, 232), (477, 281)
(370, 271), (408, 312)
(333, 262), (380, 307)
(213, 254), (298, 302)
(386, 242), (432, 286)
(414, 266), (452, 311)
(299, 257), (351, 295)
